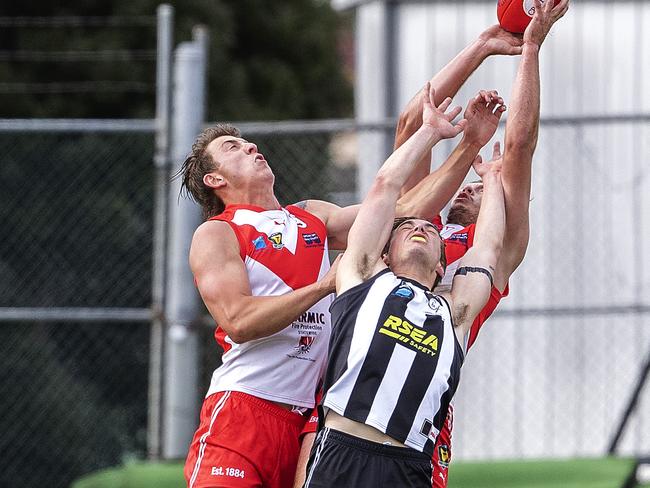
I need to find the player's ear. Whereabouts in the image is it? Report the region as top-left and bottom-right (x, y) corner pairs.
(382, 253), (390, 267)
(203, 172), (226, 189)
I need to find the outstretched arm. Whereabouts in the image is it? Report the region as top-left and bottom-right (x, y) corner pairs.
(494, 0), (569, 291)
(310, 90), (506, 240)
(337, 84), (466, 293)
(396, 25), (523, 194)
(450, 156), (505, 338)
(397, 90), (506, 221)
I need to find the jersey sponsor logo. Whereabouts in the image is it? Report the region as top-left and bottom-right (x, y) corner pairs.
(445, 232), (468, 244)
(302, 232), (323, 247)
(268, 232), (284, 249)
(296, 335), (315, 354)
(392, 284), (414, 299)
(437, 445), (450, 469)
(252, 236), (267, 250)
(379, 314), (439, 357)
(297, 311), (326, 324)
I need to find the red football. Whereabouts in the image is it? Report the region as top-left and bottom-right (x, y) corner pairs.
(497, 0), (560, 33)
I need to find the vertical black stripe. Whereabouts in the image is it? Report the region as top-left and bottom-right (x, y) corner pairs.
(432, 338), (464, 433)
(324, 270), (392, 396)
(385, 313), (444, 443)
(343, 284), (411, 421)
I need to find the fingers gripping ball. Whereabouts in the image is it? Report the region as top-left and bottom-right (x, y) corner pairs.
(497, 0), (560, 33)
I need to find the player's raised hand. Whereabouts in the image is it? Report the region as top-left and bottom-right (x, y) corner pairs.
(479, 24), (523, 56)
(463, 90), (506, 148)
(524, 0), (569, 47)
(422, 82), (467, 140)
(473, 141), (503, 179)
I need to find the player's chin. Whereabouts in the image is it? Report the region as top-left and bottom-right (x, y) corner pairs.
(407, 245), (437, 266)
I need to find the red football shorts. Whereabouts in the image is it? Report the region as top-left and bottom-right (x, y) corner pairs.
(184, 391), (308, 488)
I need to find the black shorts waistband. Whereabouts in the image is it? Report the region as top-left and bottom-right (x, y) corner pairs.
(321, 428), (431, 462)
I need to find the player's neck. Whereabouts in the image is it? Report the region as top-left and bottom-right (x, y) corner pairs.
(391, 264), (436, 290)
(445, 211), (476, 228)
(223, 187), (281, 211)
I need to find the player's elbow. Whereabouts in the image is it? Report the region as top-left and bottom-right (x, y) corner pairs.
(395, 109), (419, 143)
(505, 130), (538, 159)
(220, 321), (252, 344)
(481, 238), (504, 269)
(214, 306), (255, 343)
(372, 172), (401, 195)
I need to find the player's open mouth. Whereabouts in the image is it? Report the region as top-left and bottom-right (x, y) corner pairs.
(410, 236), (426, 243)
(255, 154), (266, 163)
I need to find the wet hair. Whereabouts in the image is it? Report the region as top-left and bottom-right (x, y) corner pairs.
(382, 216), (447, 288)
(178, 124), (241, 219)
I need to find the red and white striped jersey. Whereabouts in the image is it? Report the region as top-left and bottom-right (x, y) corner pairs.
(205, 204), (333, 408)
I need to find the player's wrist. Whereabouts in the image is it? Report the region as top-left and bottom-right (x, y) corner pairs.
(419, 123), (443, 144)
(459, 135), (484, 152)
(472, 37), (494, 59)
(522, 40), (542, 53)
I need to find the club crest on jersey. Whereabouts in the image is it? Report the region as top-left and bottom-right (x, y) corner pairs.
(302, 232), (322, 247)
(296, 335), (315, 354)
(268, 232), (284, 249)
(437, 445), (450, 469)
(252, 236), (267, 250)
(393, 284), (414, 299)
(427, 297), (442, 313)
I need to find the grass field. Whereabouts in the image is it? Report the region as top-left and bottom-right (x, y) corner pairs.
(72, 457), (648, 488)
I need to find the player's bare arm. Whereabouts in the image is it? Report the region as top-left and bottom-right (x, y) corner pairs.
(396, 26), (522, 193)
(495, 0), (569, 291)
(397, 90), (506, 221)
(338, 84), (466, 293)
(190, 220), (338, 343)
(293, 432), (315, 488)
(305, 90), (504, 246)
(449, 155), (505, 338)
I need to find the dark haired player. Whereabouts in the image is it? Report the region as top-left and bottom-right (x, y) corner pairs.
(392, 2), (569, 485)
(302, 83), (506, 487)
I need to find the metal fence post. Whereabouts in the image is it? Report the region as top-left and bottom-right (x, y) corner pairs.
(162, 26), (208, 459)
(355, 1), (393, 199)
(148, 3), (173, 461)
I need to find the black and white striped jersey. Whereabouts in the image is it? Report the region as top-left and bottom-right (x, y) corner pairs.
(323, 268), (464, 456)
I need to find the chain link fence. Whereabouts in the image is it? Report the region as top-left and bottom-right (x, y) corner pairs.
(0, 127), (156, 488)
(1, 116), (649, 487)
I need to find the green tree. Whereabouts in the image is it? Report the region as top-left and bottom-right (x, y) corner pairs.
(0, 0), (352, 119)
(0, 2), (352, 487)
